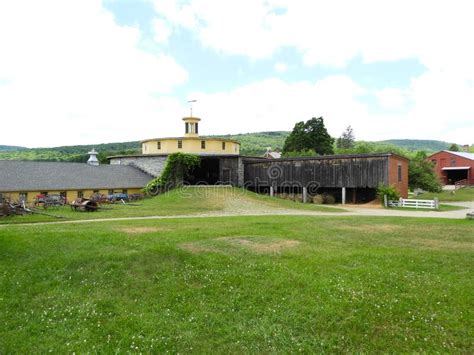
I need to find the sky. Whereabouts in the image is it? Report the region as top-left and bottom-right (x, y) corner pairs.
(0, 0), (473, 148)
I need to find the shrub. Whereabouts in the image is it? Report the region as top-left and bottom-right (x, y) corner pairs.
(377, 184), (400, 204)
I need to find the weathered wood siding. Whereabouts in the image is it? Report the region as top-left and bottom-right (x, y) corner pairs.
(219, 157), (242, 186)
(244, 156), (389, 188)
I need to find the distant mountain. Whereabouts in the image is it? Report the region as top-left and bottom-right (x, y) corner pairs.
(0, 131), (290, 162)
(376, 139), (452, 152)
(214, 131), (289, 156)
(0, 145), (27, 152)
(0, 135), (458, 163)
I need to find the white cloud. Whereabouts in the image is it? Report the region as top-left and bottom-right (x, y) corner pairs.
(0, 0), (188, 147)
(153, 18), (172, 43)
(186, 75), (369, 138)
(151, 0), (474, 75)
(375, 88), (409, 110)
(149, 0), (474, 144)
(274, 62), (288, 73)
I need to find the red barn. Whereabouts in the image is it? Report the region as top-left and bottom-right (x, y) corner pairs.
(427, 150), (474, 185)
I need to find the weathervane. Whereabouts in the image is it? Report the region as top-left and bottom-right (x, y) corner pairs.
(188, 99), (197, 117)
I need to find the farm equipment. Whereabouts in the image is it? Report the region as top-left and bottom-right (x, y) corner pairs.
(0, 200), (27, 217)
(70, 198), (99, 212)
(1, 199), (64, 219)
(107, 193), (129, 203)
(34, 194), (66, 209)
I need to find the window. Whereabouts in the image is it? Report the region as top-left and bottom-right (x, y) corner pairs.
(398, 164), (402, 182)
(201, 140), (206, 149)
(19, 193), (28, 202)
(178, 140), (183, 149)
(77, 191), (84, 198)
(431, 159), (437, 165)
(93, 190), (99, 194)
(195, 123), (198, 134)
(450, 158), (456, 166)
(108, 189), (114, 195)
(185, 122), (189, 134)
(222, 141), (226, 150)
(122, 189), (128, 194)
(40, 191), (48, 196)
(157, 141), (161, 150)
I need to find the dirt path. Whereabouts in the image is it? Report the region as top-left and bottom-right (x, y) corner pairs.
(1, 200), (472, 227)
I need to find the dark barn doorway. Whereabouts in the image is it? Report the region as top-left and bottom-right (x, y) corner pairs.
(444, 169), (468, 184)
(187, 158), (220, 185)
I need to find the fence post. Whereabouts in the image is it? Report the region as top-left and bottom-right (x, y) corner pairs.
(399, 197), (403, 208)
(303, 187), (307, 203)
(341, 187), (346, 205)
(434, 197), (439, 209)
(384, 194), (388, 208)
(270, 185), (274, 197)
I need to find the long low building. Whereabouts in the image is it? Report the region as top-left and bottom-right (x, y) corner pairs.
(243, 153), (408, 203)
(0, 160), (152, 203)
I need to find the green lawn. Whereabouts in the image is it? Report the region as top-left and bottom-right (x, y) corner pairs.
(0, 187), (345, 225)
(391, 204), (468, 212)
(417, 187), (474, 202)
(1, 215), (473, 352)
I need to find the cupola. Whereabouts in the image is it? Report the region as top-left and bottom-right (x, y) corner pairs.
(87, 148), (99, 166)
(183, 117), (201, 137)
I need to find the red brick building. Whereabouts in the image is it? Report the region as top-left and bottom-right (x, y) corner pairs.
(427, 150), (474, 185)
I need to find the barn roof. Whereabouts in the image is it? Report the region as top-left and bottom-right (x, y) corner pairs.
(0, 160), (153, 192)
(243, 152), (409, 163)
(442, 150), (474, 161)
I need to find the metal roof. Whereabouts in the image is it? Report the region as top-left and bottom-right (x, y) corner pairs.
(0, 160), (153, 192)
(442, 166), (471, 170)
(442, 151), (474, 161)
(243, 152), (409, 163)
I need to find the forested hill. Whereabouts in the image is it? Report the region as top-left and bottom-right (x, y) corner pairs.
(0, 145), (27, 152)
(0, 134), (460, 163)
(377, 139), (452, 152)
(0, 131), (290, 162)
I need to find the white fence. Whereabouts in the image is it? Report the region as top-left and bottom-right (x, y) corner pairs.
(387, 197), (439, 209)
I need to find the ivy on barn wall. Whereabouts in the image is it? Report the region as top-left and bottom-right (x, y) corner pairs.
(144, 153), (200, 195)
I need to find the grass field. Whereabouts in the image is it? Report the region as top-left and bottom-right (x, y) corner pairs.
(417, 187), (474, 202)
(391, 204), (468, 212)
(1, 215), (473, 352)
(0, 187), (345, 225)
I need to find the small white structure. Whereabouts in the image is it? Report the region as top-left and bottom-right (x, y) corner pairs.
(87, 149), (99, 166)
(264, 147), (282, 159)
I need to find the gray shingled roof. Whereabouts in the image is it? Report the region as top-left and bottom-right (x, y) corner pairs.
(0, 160), (153, 192)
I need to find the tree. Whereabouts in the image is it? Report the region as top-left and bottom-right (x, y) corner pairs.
(336, 126), (355, 149)
(283, 117), (334, 155)
(449, 143), (460, 151)
(408, 151), (442, 192)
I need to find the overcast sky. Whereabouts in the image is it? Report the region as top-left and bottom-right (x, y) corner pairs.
(1, 0), (473, 148)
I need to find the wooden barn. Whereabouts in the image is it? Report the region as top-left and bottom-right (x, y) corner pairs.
(243, 153), (408, 203)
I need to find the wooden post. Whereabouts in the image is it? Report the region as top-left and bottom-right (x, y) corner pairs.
(399, 197), (403, 208)
(270, 185), (274, 197)
(303, 187), (307, 203)
(384, 194), (388, 207)
(341, 187), (346, 205)
(434, 197), (439, 209)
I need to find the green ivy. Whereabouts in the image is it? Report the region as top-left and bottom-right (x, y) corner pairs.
(144, 153), (200, 195)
